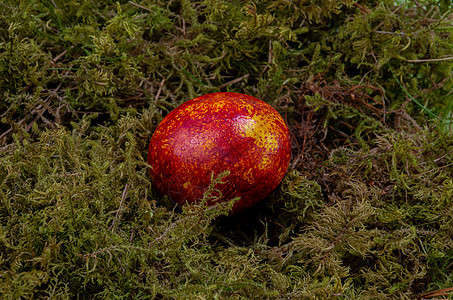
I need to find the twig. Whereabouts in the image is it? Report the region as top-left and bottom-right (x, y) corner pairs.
(25, 82), (63, 131)
(257, 39), (273, 78)
(52, 50), (67, 63)
(217, 74), (250, 89)
(0, 82), (63, 144)
(52, 46), (75, 64)
(353, 2), (371, 14)
(110, 183), (129, 232)
(128, 1), (152, 12)
(367, 5), (403, 36)
(415, 162), (453, 178)
(26, 98), (53, 132)
(417, 287), (453, 300)
(155, 78), (165, 103)
(402, 56), (453, 63)
(411, 0), (426, 12)
(418, 149), (453, 165)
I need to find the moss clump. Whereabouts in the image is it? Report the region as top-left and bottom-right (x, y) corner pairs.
(1, 0), (452, 298)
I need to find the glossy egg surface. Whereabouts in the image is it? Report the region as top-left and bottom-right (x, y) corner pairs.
(147, 92), (291, 214)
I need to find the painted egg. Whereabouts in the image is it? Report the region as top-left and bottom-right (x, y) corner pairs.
(147, 92), (291, 214)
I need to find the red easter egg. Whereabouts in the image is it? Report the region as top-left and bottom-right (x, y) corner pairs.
(147, 92), (291, 214)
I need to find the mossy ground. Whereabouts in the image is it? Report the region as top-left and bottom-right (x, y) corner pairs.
(0, 0), (452, 299)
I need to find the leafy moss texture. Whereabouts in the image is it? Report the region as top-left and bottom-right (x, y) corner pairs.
(1, 0), (452, 298)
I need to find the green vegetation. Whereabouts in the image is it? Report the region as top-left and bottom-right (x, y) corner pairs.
(1, 0), (452, 298)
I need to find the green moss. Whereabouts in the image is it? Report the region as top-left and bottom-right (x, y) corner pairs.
(0, 0), (452, 298)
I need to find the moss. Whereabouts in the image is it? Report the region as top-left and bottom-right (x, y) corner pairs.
(0, 0), (452, 298)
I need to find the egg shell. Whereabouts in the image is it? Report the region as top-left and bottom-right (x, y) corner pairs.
(147, 92), (291, 214)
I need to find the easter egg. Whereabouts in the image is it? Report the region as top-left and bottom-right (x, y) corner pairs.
(147, 92), (291, 214)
